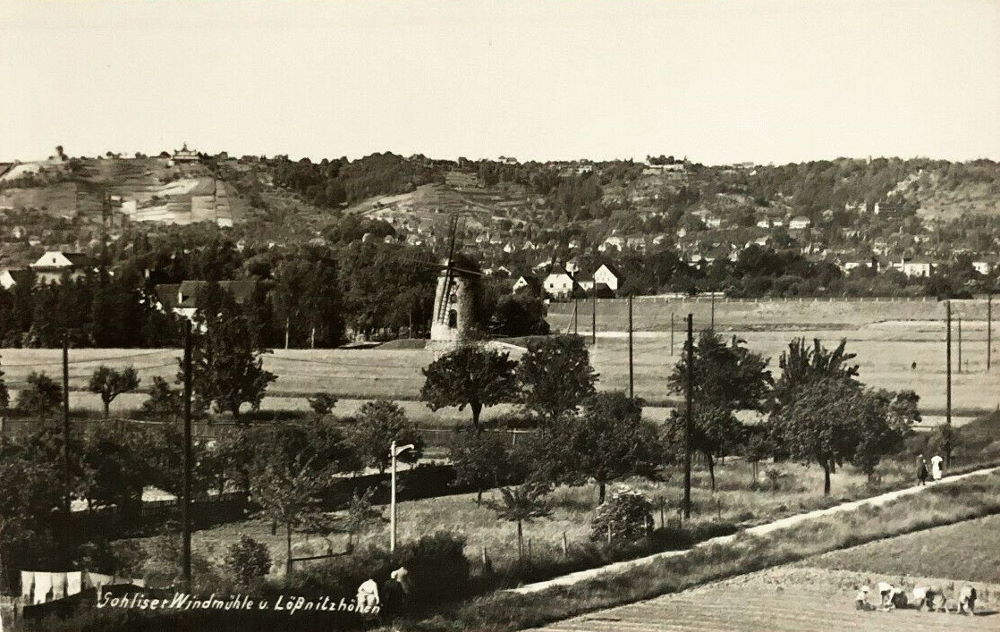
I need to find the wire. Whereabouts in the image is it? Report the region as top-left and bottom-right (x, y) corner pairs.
(1, 350), (172, 368)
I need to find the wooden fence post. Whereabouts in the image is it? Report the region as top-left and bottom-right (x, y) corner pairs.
(607, 522), (613, 545)
(562, 531), (568, 557)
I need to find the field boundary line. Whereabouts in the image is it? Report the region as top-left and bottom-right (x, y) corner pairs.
(508, 465), (1000, 595)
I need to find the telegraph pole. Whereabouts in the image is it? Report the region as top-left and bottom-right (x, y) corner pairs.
(946, 301), (952, 427)
(182, 322), (193, 591)
(591, 287), (597, 345)
(710, 292), (716, 330)
(683, 314), (693, 520)
(628, 294), (634, 398)
(988, 292), (993, 371)
(62, 332), (71, 518)
(957, 317), (963, 373)
(573, 292), (579, 335)
(670, 312), (675, 356)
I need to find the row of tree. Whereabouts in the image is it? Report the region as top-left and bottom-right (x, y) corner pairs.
(424, 332), (921, 503)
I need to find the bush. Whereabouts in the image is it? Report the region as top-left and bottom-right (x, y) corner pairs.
(590, 486), (653, 543)
(307, 392), (338, 416)
(397, 531), (471, 603)
(224, 535), (272, 586)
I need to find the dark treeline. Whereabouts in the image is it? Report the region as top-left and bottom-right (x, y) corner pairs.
(0, 227), (552, 349)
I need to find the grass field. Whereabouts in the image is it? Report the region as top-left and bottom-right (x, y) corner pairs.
(534, 567), (998, 632)
(803, 514), (1000, 584)
(546, 296), (994, 332)
(4, 309), (997, 418)
(143, 458), (924, 577)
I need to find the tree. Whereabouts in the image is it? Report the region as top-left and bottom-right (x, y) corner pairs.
(249, 449), (332, 576)
(339, 487), (384, 551)
(851, 389), (918, 481)
(17, 372), (62, 418)
(224, 535), (272, 586)
(0, 444), (62, 590)
(667, 330), (772, 490)
(79, 424), (147, 512)
(421, 345), (519, 428)
(772, 377), (867, 495)
(562, 392), (661, 503)
(590, 486), (653, 542)
(88, 365), (140, 418)
(772, 338), (858, 410)
(141, 376), (182, 421)
(489, 294), (550, 337)
(346, 400), (423, 474)
(517, 335), (598, 423)
(450, 431), (512, 503)
(188, 286), (276, 421)
(307, 392), (338, 417)
(483, 484), (552, 561)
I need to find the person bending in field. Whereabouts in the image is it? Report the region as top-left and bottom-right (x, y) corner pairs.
(877, 582), (906, 610)
(854, 585), (873, 611)
(959, 585), (977, 615)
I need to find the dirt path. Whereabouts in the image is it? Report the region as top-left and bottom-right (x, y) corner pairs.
(509, 466), (1000, 595)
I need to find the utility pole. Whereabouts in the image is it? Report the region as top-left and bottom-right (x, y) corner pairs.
(389, 440), (414, 552)
(957, 317), (963, 373)
(573, 281), (579, 335)
(62, 332), (71, 519)
(946, 301), (952, 427)
(670, 312), (675, 355)
(591, 287), (597, 345)
(182, 322), (193, 592)
(683, 314), (693, 520)
(628, 294), (634, 398)
(710, 292), (715, 330)
(988, 292), (993, 371)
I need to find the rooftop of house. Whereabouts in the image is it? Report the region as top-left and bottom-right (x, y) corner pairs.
(30, 251), (97, 270)
(156, 280), (258, 309)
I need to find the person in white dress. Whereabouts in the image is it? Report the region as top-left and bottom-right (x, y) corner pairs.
(929, 454), (944, 481)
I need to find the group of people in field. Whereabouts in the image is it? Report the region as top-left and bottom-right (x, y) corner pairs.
(855, 581), (978, 614)
(916, 453), (944, 485)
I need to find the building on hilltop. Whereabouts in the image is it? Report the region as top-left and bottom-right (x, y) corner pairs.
(171, 143), (199, 163)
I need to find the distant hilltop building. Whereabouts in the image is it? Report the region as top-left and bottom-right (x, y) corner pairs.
(171, 143), (199, 163)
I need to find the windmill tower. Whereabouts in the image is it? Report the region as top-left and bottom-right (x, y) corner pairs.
(429, 214), (479, 349)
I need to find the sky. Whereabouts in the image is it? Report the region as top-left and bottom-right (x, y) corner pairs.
(1, 0), (999, 165)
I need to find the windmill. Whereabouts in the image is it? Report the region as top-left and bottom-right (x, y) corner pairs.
(427, 212), (482, 348)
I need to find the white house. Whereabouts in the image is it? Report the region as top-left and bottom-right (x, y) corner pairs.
(972, 259), (996, 276)
(0, 268), (30, 289)
(543, 267), (578, 300)
(512, 275), (541, 295)
(789, 216), (812, 230)
(593, 263), (623, 293)
(598, 235), (625, 252)
(894, 257), (935, 278)
(30, 251), (97, 284)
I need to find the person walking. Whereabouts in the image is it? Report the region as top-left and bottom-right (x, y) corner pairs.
(930, 454), (944, 481)
(916, 455), (928, 486)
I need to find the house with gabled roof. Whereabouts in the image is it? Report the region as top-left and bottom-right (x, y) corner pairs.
(30, 251), (97, 284)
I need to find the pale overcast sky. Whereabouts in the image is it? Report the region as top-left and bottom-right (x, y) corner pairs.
(1, 0), (998, 164)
